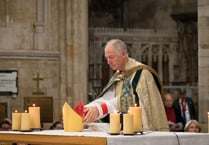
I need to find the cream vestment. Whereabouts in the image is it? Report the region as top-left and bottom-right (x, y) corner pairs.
(86, 58), (169, 131)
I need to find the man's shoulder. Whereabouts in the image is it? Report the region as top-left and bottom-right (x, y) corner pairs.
(186, 97), (194, 103)
(127, 58), (154, 73)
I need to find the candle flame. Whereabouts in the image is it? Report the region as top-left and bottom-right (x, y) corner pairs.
(208, 112), (209, 115)
(15, 110), (18, 113)
(33, 104), (36, 107)
(24, 110), (27, 113)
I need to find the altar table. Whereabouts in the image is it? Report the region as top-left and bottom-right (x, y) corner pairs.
(0, 123), (209, 145)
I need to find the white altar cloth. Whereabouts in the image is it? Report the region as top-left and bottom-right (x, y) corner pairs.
(107, 131), (209, 145)
(1, 123), (209, 145)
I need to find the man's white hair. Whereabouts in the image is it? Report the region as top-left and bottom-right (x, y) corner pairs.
(104, 39), (128, 54)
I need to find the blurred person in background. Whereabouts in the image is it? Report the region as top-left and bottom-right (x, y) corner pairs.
(0, 118), (12, 131)
(50, 121), (63, 130)
(163, 93), (184, 131)
(173, 89), (196, 126)
(184, 120), (201, 133)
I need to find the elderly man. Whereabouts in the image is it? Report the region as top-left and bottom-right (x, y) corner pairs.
(164, 93), (183, 131)
(84, 39), (168, 131)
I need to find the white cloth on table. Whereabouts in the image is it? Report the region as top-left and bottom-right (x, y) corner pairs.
(107, 131), (209, 145)
(1, 123), (209, 145)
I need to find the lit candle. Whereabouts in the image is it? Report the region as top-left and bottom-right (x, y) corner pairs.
(21, 110), (30, 131)
(12, 110), (21, 130)
(109, 112), (120, 134)
(208, 112), (209, 133)
(129, 106), (142, 132)
(29, 104), (40, 129)
(123, 113), (134, 135)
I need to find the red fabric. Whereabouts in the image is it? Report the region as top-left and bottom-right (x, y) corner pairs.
(181, 98), (186, 111)
(74, 101), (85, 117)
(165, 107), (176, 123)
(101, 103), (108, 115)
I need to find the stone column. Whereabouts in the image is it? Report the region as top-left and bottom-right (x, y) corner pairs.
(57, 0), (66, 120)
(198, 0), (209, 132)
(33, 0), (47, 50)
(60, 0), (88, 107)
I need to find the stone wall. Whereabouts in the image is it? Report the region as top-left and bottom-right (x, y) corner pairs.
(0, 0), (88, 123)
(198, 0), (209, 132)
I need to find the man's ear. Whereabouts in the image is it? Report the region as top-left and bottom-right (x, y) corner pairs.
(121, 50), (127, 56)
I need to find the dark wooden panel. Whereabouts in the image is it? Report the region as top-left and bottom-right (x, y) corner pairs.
(0, 103), (7, 120)
(24, 97), (53, 122)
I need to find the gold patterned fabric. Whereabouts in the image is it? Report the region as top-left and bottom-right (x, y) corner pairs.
(115, 58), (169, 131)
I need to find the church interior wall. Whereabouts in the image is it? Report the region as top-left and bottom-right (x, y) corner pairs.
(0, 58), (60, 121)
(0, 0), (89, 126)
(0, 0), (64, 123)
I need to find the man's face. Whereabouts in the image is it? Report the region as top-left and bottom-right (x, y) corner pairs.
(164, 94), (174, 108)
(105, 46), (125, 71)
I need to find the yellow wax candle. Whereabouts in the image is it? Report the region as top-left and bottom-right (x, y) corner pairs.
(123, 113), (134, 135)
(129, 106), (142, 132)
(12, 110), (21, 130)
(21, 110), (30, 131)
(29, 104), (40, 129)
(208, 112), (209, 133)
(109, 113), (120, 134)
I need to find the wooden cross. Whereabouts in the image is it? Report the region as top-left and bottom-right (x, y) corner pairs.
(32, 72), (44, 95)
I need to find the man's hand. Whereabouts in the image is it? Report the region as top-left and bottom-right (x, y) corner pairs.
(83, 107), (99, 123)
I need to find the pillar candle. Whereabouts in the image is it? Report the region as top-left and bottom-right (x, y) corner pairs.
(129, 106), (142, 132)
(29, 104), (40, 129)
(109, 113), (120, 134)
(21, 111), (30, 131)
(12, 110), (21, 130)
(208, 112), (209, 133)
(123, 113), (134, 135)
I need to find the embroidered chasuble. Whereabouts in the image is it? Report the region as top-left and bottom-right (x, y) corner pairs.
(115, 58), (168, 131)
